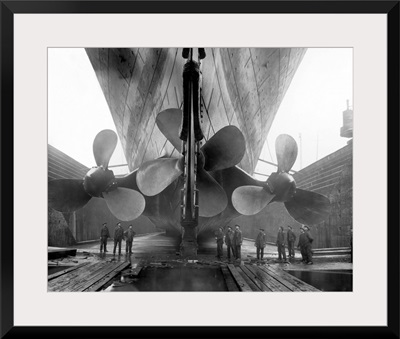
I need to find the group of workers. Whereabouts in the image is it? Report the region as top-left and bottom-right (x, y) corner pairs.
(215, 225), (243, 261)
(99, 222), (136, 255)
(216, 224), (314, 264)
(275, 225), (314, 264)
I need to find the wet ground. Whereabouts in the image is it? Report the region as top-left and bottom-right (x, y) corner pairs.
(50, 233), (353, 292)
(287, 270), (352, 291)
(107, 264), (226, 292)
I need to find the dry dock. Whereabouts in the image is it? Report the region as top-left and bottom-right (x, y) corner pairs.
(48, 233), (352, 292)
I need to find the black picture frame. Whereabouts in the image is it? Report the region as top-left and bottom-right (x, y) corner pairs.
(1, 1), (399, 338)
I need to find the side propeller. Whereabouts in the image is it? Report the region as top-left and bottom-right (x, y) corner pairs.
(136, 109), (246, 217)
(232, 134), (331, 225)
(48, 130), (145, 221)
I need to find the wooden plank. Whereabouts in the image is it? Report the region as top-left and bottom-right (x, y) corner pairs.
(258, 266), (302, 291)
(236, 266), (262, 291)
(48, 262), (102, 291)
(266, 265), (320, 292)
(240, 265), (272, 292)
(68, 262), (129, 292)
(220, 266), (240, 292)
(246, 265), (290, 292)
(48, 247), (77, 260)
(227, 264), (253, 292)
(48, 262), (90, 281)
(48, 262), (107, 292)
(84, 262), (131, 292)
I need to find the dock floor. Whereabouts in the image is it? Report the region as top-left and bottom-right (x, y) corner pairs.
(48, 233), (352, 292)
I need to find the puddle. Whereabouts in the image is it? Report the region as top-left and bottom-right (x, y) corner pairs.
(105, 266), (227, 292)
(287, 270), (352, 291)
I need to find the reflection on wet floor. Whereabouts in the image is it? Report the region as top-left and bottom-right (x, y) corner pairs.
(287, 270), (352, 291)
(105, 264), (227, 292)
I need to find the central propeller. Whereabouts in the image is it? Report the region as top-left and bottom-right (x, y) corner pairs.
(48, 130), (145, 221)
(136, 109), (246, 217)
(232, 134), (331, 225)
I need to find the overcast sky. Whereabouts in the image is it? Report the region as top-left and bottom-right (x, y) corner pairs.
(48, 48), (352, 178)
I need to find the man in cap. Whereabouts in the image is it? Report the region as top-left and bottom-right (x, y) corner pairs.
(233, 225), (243, 260)
(225, 226), (235, 260)
(215, 226), (224, 260)
(99, 222), (110, 253)
(124, 225), (136, 254)
(276, 226), (287, 262)
(286, 225), (297, 258)
(113, 222), (124, 255)
(302, 225), (314, 264)
(297, 226), (307, 262)
(255, 229), (267, 260)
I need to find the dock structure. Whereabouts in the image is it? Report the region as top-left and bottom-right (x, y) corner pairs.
(225, 263), (319, 292)
(48, 261), (131, 292)
(48, 233), (327, 292)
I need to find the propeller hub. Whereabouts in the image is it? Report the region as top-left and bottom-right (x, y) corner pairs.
(83, 167), (116, 198)
(266, 172), (296, 202)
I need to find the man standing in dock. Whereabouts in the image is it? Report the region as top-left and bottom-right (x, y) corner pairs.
(233, 225), (243, 260)
(124, 225), (136, 255)
(255, 228), (267, 260)
(99, 222), (110, 253)
(287, 225), (296, 258)
(276, 226), (287, 262)
(298, 227), (307, 262)
(303, 225), (314, 265)
(113, 222), (124, 255)
(215, 226), (224, 260)
(225, 226), (235, 260)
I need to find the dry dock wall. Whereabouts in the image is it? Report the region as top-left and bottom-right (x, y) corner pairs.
(234, 141), (353, 249)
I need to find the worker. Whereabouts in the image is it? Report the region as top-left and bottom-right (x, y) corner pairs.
(233, 225), (243, 260)
(124, 225), (136, 254)
(113, 222), (124, 255)
(255, 228), (267, 260)
(225, 226), (235, 260)
(99, 222), (110, 253)
(303, 225), (314, 264)
(287, 225), (297, 258)
(276, 226), (287, 262)
(215, 226), (224, 260)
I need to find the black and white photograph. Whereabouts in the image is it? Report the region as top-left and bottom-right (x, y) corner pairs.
(47, 47), (353, 292)
(5, 2), (397, 336)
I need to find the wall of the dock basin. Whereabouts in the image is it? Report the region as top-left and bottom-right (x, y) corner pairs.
(48, 145), (157, 247)
(234, 141), (353, 249)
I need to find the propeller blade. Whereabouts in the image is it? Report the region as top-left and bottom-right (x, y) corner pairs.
(48, 179), (91, 212)
(275, 134), (298, 172)
(93, 129), (118, 168)
(201, 125), (245, 171)
(156, 108), (182, 152)
(231, 185), (274, 215)
(197, 167), (228, 217)
(103, 187), (145, 221)
(136, 157), (183, 196)
(284, 188), (331, 225)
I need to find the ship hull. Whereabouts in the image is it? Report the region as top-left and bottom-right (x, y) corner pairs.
(86, 48), (306, 234)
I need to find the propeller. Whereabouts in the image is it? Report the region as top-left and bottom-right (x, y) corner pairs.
(197, 165), (228, 217)
(48, 179), (91, 212)
(136, 157), (183, 196)
(201, 125), (245, 171)
(231, 185), (273, 216)
(48, 129), (145, 221)
(284, 188), (331, 225)
(156, 108), (183, 151)
(136, 109), (245, 217)
(232, 134), (331, 225)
